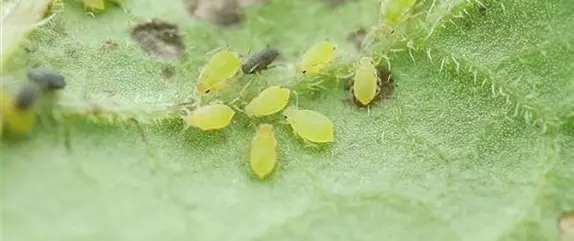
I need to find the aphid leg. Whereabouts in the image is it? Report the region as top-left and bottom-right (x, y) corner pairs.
(230, 77), (255, 105)
(302, 139), (319, 148)
(63, 125), (72, 152)
(205, 46), (226, 59)
(292, 90), (300, 107)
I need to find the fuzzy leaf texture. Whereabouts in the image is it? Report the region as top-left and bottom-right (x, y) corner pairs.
(1, 0), (573, 241)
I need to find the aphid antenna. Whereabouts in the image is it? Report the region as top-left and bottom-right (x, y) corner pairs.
(205, 45), (228, 58)
(230, 104), (245, 115)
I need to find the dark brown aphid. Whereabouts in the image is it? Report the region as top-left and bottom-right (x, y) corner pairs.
(241, 47), (281, 74)
(346, 66), (395, 107)
(15, 83), (39, 110)
(27, 67), (67, 91)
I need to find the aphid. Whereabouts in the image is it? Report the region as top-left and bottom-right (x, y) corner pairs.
(297, 41), (337, 75)
(282, 106), (334, 143)
(196, 49), (241, 94)
(379, 0), (417, 33)
(0, 84), (39, 136)
(83, 0), (105, 10)
(241, 47), (281, 74)
(249, 123), (278, 179)
(27, 67), (66, 91)
(352, 57), (379, 105)
(182, 103), (235, 131)
(244, 86), (290, 118)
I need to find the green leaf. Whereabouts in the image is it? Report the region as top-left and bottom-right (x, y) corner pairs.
(1, 0), (573, 240)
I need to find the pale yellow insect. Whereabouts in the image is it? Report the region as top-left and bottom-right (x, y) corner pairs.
(353, 57), (379, 105)
(297, 41), (337, 75)
(182, 103), (235, 131)
(379, 0), (417, 33)
(244, 86), (291, 118)
(0, 85), (37, 136)
(283, 106), (334, 143)
(83, 0), (105, 10)
(196, 49), (241, 94)
(249, 124), (278, 179)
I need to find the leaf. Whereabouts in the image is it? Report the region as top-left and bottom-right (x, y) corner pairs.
(1, 0), (573, 240)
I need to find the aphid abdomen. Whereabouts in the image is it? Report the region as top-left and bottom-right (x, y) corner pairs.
(245, 86), (290, 117)
(183, 104), (235, 130)
(249, 123), (278, 179)
(298, 41), (337, 75)
(283, 106), (334, 143)
(242, 47), (280, 74)
(27, 67), (66, 91)
(196, 49), (241, 94)
(353, 57), (379, 105)
(15, 83), (39, 110)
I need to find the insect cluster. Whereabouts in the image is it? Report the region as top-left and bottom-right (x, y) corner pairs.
(0, 68), (67, 137)
(181, 40), (387, 179)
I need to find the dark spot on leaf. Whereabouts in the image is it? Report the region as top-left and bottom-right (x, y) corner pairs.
(162, 65), (177, 80)
(186, 0), (244, 27)
(559, 212), (574, 239)
(321, 0), (357, 8)
(131, 19), (184, 60)
(100, 40), (118, 52)
(346, 65), (396, 108)
(346, 27), (367, 51)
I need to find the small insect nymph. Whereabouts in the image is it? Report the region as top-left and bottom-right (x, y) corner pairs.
(241, 47), (281, 74)
(182, 103), (235, 131)
(282, 106), (334, 143)
(244, 86), (291, 118)
(352, 57), (379, 106)
(379, 0), (417, 33)
(196, 49), (241, 94)
(83, 0), (105, 10)
(249, 123), (278, 179)
(297, 41), (337, 75)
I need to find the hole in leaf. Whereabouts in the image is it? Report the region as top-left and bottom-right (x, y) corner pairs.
(130, 19), (184, 60)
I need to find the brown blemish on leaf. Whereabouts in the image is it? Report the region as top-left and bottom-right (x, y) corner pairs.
(346, 27), (367, 51)
(100, 40), (118, 52)
(185, 0), (244, 27)
(559, 212), (574, 241)
(346, 65), (396, 108)
(131, 19), (184, 60)
(162, 65), (177, 80)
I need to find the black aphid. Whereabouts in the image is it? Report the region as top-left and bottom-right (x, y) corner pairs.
(15, 83), (39, 110)
(27, 67), (66, 91)
(241, 47), (281, 74)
